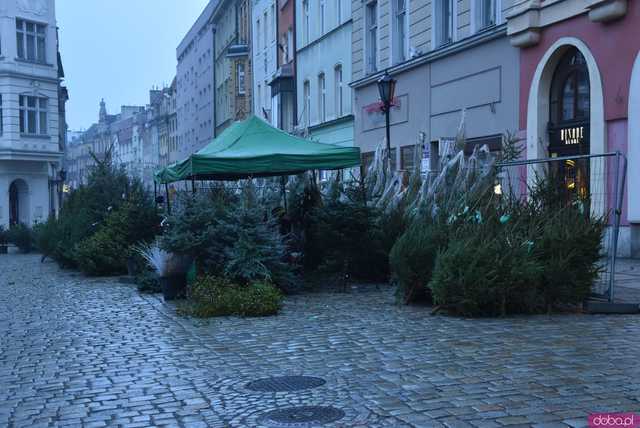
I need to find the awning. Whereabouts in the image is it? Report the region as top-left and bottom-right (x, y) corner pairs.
(155, 115), (361, 183)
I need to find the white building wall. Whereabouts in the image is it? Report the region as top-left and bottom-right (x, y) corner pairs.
(252, 0), (278, 126)
(295, 0), (353, 130)
(0, 0), (62, 228)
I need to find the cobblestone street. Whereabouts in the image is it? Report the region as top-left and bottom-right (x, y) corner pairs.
(1, 253), (640, 427)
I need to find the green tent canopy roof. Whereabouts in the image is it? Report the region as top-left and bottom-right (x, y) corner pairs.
(155, 115), (361, 183)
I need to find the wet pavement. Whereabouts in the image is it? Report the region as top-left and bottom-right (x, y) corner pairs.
(614, 258), (640, 302)
(1, 253), (640, 427)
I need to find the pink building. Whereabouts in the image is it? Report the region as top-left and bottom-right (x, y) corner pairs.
(507, 0), (640, 257)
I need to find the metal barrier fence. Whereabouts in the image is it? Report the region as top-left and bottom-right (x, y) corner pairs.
(496, 152), (627, 302)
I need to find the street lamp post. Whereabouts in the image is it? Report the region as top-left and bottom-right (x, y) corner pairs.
(377, 71), (397, 169)
(50, 168), (67, 217)
(58, 168), (67, 212)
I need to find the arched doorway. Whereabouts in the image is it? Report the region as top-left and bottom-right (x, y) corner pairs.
(9, 179), (29, 226)
(547, 47), (591, 204)
(526, 37), (605, 216)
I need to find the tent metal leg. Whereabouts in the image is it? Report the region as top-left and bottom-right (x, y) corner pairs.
(153, 182), (158, 213)
(360, 165), (367, 205)
(281, 176), (288, 214)
(165, 183), (171, 215)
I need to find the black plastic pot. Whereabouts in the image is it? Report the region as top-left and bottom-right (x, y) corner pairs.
(160, 273), (187, 301)
(126, 257), (138, 277)
(0, 245), (7, 254)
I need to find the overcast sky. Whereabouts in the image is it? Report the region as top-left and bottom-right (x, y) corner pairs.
(57, 0), (210, 131)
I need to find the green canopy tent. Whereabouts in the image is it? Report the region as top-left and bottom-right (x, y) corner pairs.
(155, 115), (361, 183)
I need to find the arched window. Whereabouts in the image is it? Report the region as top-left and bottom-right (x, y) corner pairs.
(550, 48), (590, 124)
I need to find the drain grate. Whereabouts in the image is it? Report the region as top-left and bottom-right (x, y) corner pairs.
(246, 376), (326, 392)
(258, 406), (345, 427)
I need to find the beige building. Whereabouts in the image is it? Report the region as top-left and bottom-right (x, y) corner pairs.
(351, 0), (521, 170)
(213, 0), (253, 135)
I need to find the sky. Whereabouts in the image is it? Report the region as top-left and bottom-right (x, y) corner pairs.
(57, 0), (210, 131)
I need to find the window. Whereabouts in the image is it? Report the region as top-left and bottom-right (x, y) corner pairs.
(16, 19), (46, 63)
(256, 19), (261, 51)
(362, 152), (375, 174)
(366, 1), (378, 73)
(271, 4), (276, 43)
(320, 0), (326, 34)
(303, 80), (311, 126)
(302, 0), (310, 44)
(19, 95), (48, 135)
(239, 1), (249, 44)
(475, 0), (496, 31)
(363, 149), (397, 173)
(334, 65), (343, 117)
(237, 62), (246, 95)
(263, 11), (268, 50)
(389, 148), (398, 170)
(318, 73), (326, 122)
(435, 0), (453, 47)
(286, 28), (293, 62)
(401, 145), (417, 170)
(393, 0), (408, 63)
(463, 135), (503, 156)
(550, 48), (590, 123)
(257, 83), (262, 112)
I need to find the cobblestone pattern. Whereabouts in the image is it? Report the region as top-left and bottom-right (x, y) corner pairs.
(1, 253), (640, 427)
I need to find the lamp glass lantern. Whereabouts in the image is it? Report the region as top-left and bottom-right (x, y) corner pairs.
(377, 71), (397, 109)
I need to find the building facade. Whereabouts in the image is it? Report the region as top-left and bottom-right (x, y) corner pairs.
(252, 0), (278, 126)
(351, 0), (520, 170)
(0, 0), (68, 227)
(296, 0), (355, 147)
(213, 0), (252, 135)
(176, 0), (218, 160)
(270, 0), (297, 132)
(64, 99), (163, 190)
(507, 0), (640, 257)
(149, 81), (178, 169)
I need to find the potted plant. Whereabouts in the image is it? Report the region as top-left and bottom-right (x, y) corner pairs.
(0, 226), (8, 254)
(163, 253), (192, 299)
(125, 247), (143, 277)
(136, 242), (190, 301)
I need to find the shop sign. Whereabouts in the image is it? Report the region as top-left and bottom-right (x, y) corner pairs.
(364, 97), (401, 114)
(560, 126), (584, 146)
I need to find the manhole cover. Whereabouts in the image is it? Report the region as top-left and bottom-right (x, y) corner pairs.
(246, 376), (326, 392)
(259, 406), (345, 427)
